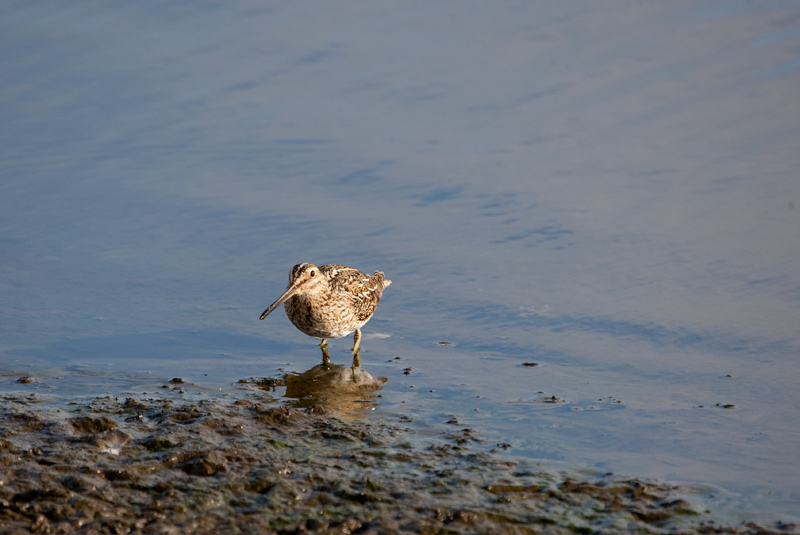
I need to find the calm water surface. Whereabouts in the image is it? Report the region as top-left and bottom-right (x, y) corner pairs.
(2, 0), (799, 521)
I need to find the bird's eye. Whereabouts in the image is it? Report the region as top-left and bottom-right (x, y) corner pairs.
(310, 270), (316, 277)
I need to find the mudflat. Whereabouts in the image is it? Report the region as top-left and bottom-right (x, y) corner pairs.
(1, 384), (793, 535)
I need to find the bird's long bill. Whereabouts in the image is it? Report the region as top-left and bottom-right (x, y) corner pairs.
(259, 285), (299, 320)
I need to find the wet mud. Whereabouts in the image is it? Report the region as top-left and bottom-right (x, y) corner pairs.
(0, 383), (796, 535)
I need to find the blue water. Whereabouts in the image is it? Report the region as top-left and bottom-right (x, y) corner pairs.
(2, 0), (799, 521)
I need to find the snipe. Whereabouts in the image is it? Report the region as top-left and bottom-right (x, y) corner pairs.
(259, 263), (391, 352)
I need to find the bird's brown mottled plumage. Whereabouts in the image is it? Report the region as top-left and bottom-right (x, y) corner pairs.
(259, 263), (391, 351)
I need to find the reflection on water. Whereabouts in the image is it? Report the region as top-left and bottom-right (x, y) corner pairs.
(279, 348), (388, 418)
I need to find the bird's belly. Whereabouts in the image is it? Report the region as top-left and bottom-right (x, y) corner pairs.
(284, 297), (368, 339)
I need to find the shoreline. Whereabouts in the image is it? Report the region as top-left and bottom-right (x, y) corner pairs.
(1, 382), (796, 534)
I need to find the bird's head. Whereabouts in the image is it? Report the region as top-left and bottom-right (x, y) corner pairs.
(259, 263), (324, 320)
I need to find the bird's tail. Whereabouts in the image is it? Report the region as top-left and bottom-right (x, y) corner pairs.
(372, 271), (391, 291)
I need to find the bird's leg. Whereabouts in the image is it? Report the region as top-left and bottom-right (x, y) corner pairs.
(351, 349), (361, 368)
(319, 338), (328, 349)
(351, 328), (362, 353)
(321, 345), (332, 366)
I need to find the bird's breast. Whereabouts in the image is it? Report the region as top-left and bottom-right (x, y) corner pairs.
(284, 292), (367, 339)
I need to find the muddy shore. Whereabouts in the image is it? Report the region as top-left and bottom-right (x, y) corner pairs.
(0, 378), (796, 535)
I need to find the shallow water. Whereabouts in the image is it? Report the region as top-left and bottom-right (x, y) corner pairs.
(2, 0), (799, 522)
